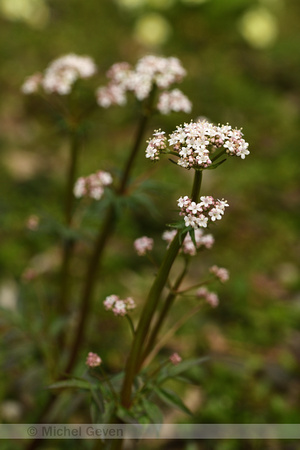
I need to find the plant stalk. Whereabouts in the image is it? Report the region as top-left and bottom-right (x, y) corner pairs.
(120, 170), (202, 408)
(63, 93), (155, 376)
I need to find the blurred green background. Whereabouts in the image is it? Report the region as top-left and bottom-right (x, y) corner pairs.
(0, 0), (300, 449)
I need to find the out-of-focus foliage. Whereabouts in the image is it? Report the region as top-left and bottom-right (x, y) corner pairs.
(0, 0), (300, 449)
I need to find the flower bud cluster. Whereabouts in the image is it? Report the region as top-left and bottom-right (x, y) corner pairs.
(22, 54), (97, 95)
(162, 228), (214, 256)
(209, 265), (229, 283)
(134, 236), (154, 256)
(146, 119), (249, 167)
(103, 295), (136, 317)
(86, 352), (102, 368)
(169, 352), (182, 365)
(196, 287), (219, 308)
(96, 55), (191, 114)
(178, 196), (229, 229)
(73, 170), (112, 200)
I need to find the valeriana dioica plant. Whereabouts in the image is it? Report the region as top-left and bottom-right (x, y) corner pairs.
(22, 54), (192, 429)
(53, 118), (248, 450)
(22, 53), (250, 450)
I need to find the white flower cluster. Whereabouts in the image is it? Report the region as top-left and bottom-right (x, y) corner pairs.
(73, 170), (112, 200)
(134, 236), (154, 256)
(103, 295), (136, 317)
(145, 129), (167, 160)
(196, 287), (219, 308)
(178, 195), (229, 229)
(22, 54), (97, 95)
(96, 55), (191, 115)
(162, 228), (214, 256)
(157, 89), (192, 115)
(145, 119), (249, 166)
(209, 265), (229, 283)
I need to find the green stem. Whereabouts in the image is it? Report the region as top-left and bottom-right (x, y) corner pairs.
(120, 170), (202, 408)
(63, 94), (155, 376)
(58, 129), (81, 341)
(139, 259), (189, 367)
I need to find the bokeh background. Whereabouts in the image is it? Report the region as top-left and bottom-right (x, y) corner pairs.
(0, 0), (300, 449)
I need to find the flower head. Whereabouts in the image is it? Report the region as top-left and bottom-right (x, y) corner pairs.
(73, 170), (112, 200)
(157, 89), (192, 115)
(162, 228), (214, 255)
(178, 195), (229, 230)
(209, 265), (229, 283)
(96, 55), (191, 112)
(196, 287), (219, 308)
(103, 295), (136, 317)
(134, 236), (154, 256)
(22, 54), (97, 96)
(169, 352), (182, 365)
(146, 119), (249, 165)
(86, 352), (102, 368)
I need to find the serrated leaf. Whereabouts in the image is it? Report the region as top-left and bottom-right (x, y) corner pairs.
(153, 387), (192, 416)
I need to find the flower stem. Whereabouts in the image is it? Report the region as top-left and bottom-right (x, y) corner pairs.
(120, 170), (202, 408)
(58, 129), (81, 344)
(139, 259), (189, 366)
(63, 94), (155, 376)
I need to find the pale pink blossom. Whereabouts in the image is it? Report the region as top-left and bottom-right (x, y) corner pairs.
(22, 54), (97, 96)
(196, 287), (219, 308)
(21, 73), (42, 94)
(73, 170), (112, 200)
(209, 265), (229, 283)
(157, 89), (192, 115)
(86, 352), (102, 368)
(96, 55), (191, 111)
(145, 130), (167, 160)
(103, 295), (136, 316)
(178, 196), (229, 230)
(134, 236), (154, 256)
(162, 228), (214, 255)
(145, 119), (249, 165)
(26, 215), (40, 231)
(169, 352), (182, 365)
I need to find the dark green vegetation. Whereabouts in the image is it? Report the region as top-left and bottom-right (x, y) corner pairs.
(0, 1), (300, 449)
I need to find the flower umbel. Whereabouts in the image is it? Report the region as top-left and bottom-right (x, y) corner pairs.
(146, 119), (249, 167)
(169, 352), (182, 365)
(73, 170), (113, 200)
(86, 352), (102, 368)
(134, 236), (154, 256)
(22, 54), (97, 95)
(196, 287), (219, 308)
(96, 55), (191, 111)
(104, 295), (136, 317)
(178, 196), (229, 229)
(209, 265), (230, 283)
(162, 228), (214, 255)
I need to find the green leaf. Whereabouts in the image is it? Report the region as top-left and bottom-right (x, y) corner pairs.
(207, 159), (227, 170)
(141, 397), (164, 424)
(116, 405), (139, 424)
(188, 228), (197, 248)
(158, 357), (210, 383)
(153, 387), (193, 416)
(48, 378), (92, 390)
